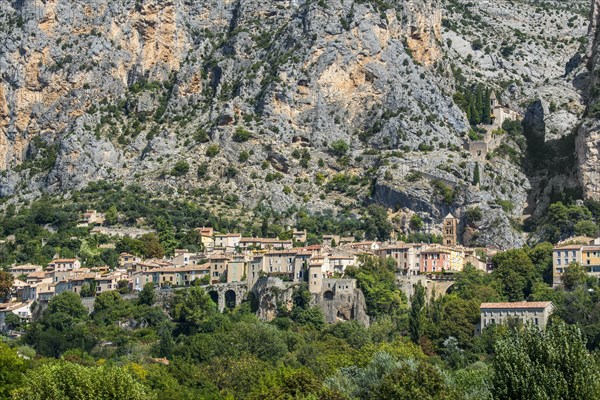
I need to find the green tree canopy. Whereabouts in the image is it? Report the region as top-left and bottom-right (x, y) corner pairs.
(492, 322), (600, 400)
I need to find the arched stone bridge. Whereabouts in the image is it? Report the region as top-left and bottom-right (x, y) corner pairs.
(396, 275), (456, 303)
(205, 282), (248, 312)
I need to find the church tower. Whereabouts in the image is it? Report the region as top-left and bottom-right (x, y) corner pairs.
(442, 213), (457, 246)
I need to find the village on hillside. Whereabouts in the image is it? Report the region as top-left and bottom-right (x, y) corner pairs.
(1, 210), (599, 336)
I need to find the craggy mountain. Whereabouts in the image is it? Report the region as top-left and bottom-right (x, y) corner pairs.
(0, 0), (595, 248)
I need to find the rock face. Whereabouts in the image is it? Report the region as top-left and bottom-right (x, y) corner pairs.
(577, 0), (600, 201)
(0, 0), (592, 246)
(252, 277), (369, 325)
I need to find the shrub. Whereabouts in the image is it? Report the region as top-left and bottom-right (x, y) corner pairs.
(238, 151), (250, 162)
(233, 127), (252, 142)
(206, 144), (220, 158)
(171, 161), (190, 176)
(329, 140), (349, 157)
(197, 163), (208, 178)
(194, 128), (209, 143)
(465, 207), (483, 225)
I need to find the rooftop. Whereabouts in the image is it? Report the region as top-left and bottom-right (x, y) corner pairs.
(480, 301), (553, 309)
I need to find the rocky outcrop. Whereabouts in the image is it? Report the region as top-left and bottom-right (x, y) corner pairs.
(253, 277), (369, 325)
(577, 0), (600, 201)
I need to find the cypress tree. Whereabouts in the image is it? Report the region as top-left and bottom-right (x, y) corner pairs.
(409, 282), (426, 344)
(475, 85), (484, 125)
(483, 89), (492, 124)
(473, 162), (480, 186)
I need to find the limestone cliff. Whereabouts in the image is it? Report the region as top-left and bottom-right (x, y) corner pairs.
(0, 0), (590, 247)
(578, 0), (600, 201)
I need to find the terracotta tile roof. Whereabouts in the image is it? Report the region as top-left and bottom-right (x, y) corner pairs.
(0, 302), (31, 311)
(264, 250), (300, 255)
(379, 244), (412, 250)
(554, 244), (583, 250)
(10, 264), (42, 271)
(50, 259), (79, 264)
(26, 271), (48, 279)
(480, 301), (553, 309)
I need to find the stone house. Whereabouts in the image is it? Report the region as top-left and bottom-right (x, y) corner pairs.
(376, 243), (420, 275)
(477, 301), (554, 334)
(214, 234), (242, 252)
(9, 264), (43, 277)
(292, 229), (307, 243)
(0, 301), (32, 332)
(47, 258), (81, 272)
(347, 241), (380, 252)
(118, 253), (140, 269)
(226, 255), (246, 283)
(95, 273), (124, 294)
(553, 240), (600, 286)
(208, 254), (231, 284)
(247, 251), (312, 288)
(490, 92), (519, 127)
(308, 261), (325, 294)
(180, 264), (211, 285)
(81, 209), (105, 226)
(172, 249), (193, 266)
(420, 246), (451, 273)
(195, 227), (215, 251)
(328, 254), (357, 275)
(54, 273), (98, 296)
(322, 235), (341, 247)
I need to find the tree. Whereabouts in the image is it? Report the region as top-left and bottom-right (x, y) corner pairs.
(472, 162), (480, 186)
(410, 215), (424, 231)
(92, 290), (131, 325)
(104, 205), (118, 226)
(526, 242), (554, 285)
(363, 205), (393, 240)
(12, 362), (153, 400)
(492, 249), (536, 300)
(0, 342), (27, 400)
(25, 292), (94, 357)
(139, 282), (156, 306)
(0, 271), (13, 300)
(79, 282), (95, 297)
(346, 256), (406, 319)
(197, 162), (208, 178)
(562, 262), (588, 291)
(409, 282), (425, 344)
(155, 217), (177, 256)
(575, 220), (598, 237)
(170, 286), (218, 334)
(492, 323), (600, 400)
(139, 233), (164, 259)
